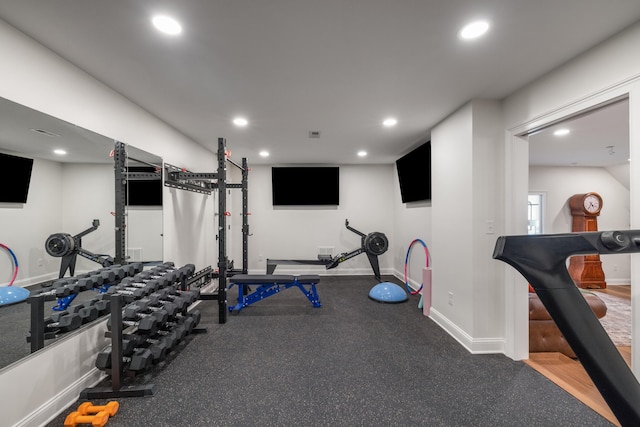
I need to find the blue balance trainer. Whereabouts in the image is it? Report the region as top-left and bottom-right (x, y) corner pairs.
(368, 281), (408, 303)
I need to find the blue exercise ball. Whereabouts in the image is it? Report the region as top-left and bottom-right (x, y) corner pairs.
(369, 282), (408, 303)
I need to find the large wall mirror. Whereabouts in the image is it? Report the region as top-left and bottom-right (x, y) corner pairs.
(0, 96), (163, 370)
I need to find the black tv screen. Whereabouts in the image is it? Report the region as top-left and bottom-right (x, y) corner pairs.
(396, 141), (431, 203)
(126, 166), (163, 206)
(0, 152), (34, 203)
(272, 167), (339, 206)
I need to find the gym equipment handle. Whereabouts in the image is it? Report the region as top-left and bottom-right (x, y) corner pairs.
(493, 230), (640, 426)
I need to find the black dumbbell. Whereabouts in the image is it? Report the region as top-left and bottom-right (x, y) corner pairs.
(164, 314), (195, 336)
(69, 304), (99, 324)
(111, 266), (127, 281)
(164, 286), (199, 305)
(76, 276), (98, 291)
(107, 284), (150, 299)
(153, 329), (178, 350)
(175, 287), (200, 302)
(79, 305), (99, 323)
(162, 321), (187, 341)
(52, 278), (76, 288)
(187, 309), (201, 329)
(95, 347), (153, 372)
(99, 269), (116, 283)
(126, 263), (144, 275)
(44, 312), (82, 332)
(118, 335), (167, 363)
(89, 274), (105, 287)
(151, 291), (188, 311)
(139, 337), (168, 362)
(85, 298), (110, 315)
(124, 305), (169, 326)
(181, 264), (196, 277)
(120, 277), (160, 293)
(107, 313), (157, 335)
(143, 295), (179, 317)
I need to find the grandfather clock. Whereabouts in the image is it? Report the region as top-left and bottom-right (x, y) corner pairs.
(567, 192), (606, 289)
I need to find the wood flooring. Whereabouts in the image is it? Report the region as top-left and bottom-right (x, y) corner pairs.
(525, 285), (632, 427)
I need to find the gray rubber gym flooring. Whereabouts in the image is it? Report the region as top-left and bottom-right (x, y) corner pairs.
(46, 275), (612, 426)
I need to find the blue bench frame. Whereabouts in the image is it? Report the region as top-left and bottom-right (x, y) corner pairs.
(228, 274), (321, 313)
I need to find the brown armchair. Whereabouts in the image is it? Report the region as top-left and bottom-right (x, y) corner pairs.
(529, 292), (607, 358)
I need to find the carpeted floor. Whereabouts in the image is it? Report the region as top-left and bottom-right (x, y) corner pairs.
(594, 292), (631, 347)
(46, 276), (612, 426)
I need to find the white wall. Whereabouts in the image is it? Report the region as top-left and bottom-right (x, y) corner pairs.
(0, 158), (62, 286)
(427, 100), (504, 353)
(246, 165), (395, 276)
(60, 163), (115, 273)
(0, 18), (217, 426)
(126, 208), (163, 262)
(431, 104), (474, 335)
(530, 165), (631, 283)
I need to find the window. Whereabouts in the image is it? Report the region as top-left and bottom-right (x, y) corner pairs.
(528, 193), (544, 235)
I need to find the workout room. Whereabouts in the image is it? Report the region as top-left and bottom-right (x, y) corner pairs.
(0, 3), (639, 426)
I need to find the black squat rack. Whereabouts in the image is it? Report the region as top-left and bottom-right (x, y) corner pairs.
(163, 137), (249, 324)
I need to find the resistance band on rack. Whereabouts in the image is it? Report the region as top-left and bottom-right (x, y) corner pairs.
(0, 243), (19, 286)
(404, 239), (430, 295)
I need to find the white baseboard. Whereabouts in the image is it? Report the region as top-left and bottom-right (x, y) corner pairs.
(428, 308), (505, 354)
(606, 279), (631, 285)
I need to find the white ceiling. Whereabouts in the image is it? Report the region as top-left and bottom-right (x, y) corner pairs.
(0, 1), (639, 166)
(528, 98), (629, 167)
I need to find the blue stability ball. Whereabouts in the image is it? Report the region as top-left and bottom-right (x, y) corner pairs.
(369, 282), (408, 303)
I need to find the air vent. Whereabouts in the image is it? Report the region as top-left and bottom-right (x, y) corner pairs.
(31, 128), (60, 137)
(309, 131), (321, 138)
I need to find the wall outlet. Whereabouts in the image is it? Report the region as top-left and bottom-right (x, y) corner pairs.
(37, 259), (44, 268)
(258, 253), (263, 262)
(317, 246), (334, 257)
(485, 220), (495, 234)
(448, 291), (454, 306)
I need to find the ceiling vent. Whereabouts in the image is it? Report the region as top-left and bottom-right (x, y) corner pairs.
(31, 128), (60, 137)
(308, 131), (321, 139)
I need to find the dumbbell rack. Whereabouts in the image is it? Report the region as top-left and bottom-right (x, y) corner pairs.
(80, 294), (155, 399)
(27, 264), (144, 352)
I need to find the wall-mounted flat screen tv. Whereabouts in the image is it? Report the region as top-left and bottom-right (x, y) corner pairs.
(272, 166), (339, 206)
(0, 152), (34, 203)
(396, 141), (431, 203)
(126, 166), (163, 206)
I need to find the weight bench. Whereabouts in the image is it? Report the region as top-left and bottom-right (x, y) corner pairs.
(228, 274), (321, 313)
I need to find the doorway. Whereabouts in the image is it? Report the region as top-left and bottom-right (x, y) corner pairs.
(520, 99), (632, 424)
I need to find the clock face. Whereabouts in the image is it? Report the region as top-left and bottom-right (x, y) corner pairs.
(583, 194), (601, 213)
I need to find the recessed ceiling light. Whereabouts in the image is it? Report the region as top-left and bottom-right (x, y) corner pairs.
(357, 151), (367, 157)
(53, 149), (67, 155)
(152, 15), (182, 35)
(259, 150), (269, 157)
(554, 128), (570, 136)
(233, 117), (248, 127)
(382, 118), (397, 127)
(459, 21), (490, 40)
